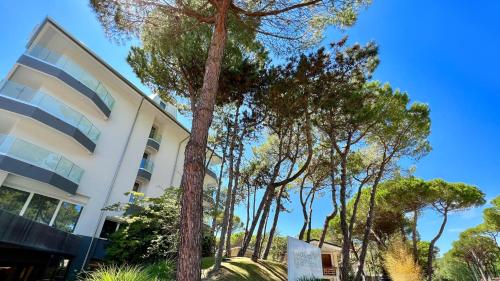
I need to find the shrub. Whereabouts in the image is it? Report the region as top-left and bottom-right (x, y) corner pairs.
(105, 189), (181, 264)
(383, 236), (423, 281)
(80, 265), (152, 281)
(143, 260), (176, 280)
(202, 230), (216, 257)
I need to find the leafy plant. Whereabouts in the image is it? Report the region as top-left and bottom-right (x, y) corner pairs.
(80, 265), (153, 281)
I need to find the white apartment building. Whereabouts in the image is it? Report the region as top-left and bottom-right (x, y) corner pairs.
(0, 17), (219, 281)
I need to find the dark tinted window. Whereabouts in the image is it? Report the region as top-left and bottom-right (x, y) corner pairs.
(0, 186), (30, 214)
(99, 219), (119, 239)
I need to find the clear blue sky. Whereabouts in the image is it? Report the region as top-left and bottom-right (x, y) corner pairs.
(0, 0), (498, 254)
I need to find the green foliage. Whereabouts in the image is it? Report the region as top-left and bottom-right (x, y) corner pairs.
(143, 260), (176, 281)
(415, 241), (438, 275)
(202, 231), (216, 257)
(269, 236), (287, 262)
(127, 14), (266, 110)
(435, 196), (498, 281)
(80, 265), (156, 281)
(106, 188), (216, 263)
(428, 179), (485, 213)
(105, 189), (181, 264)
(483, 195), (500, 231)
(434, 252), (476, 281)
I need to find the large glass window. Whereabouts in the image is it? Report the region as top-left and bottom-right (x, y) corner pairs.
(53, 202), (83, 232)
(0, 186), (30, 214)
(23, 194), (59, 225)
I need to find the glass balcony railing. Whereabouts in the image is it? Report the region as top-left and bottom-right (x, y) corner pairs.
(139, 158), (154, 174)
(0, 81), (100, 143)
(0, 134), (84, 184)
(26, 45), (115, 110)
(148, 133), (162, 145)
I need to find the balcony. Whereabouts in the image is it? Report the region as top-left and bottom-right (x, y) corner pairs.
(0, 80), (100, 152)
(146, 133), (162, 152)
(137, 158), (154, 181)
(0, 134), (84, 194)
(18, 45), (115, 117)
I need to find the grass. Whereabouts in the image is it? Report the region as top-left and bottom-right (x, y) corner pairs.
(202, 256), (216, 270)
(201, 257), (287, 281)
(80, 261), (175, 281)
(80, 265), (152, 281)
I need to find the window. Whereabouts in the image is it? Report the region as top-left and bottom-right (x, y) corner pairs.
(143, 152), (149, 160)
(53, 202), (83, 232)
(0, 186), (30, 214)
(23, 194), (59, 225)
(149, 126), (157, 138)
(159, 101), (166, 109)
(0, 186), (83, 233)
(100, 219), (119, 239)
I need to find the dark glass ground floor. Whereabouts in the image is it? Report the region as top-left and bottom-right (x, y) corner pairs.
(0, 209), (108, 280)
(0, 245), (70, 281)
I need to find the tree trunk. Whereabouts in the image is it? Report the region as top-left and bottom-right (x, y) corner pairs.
(354, 164), (385, 281)
(426, 209), (448, 281)
(412, 209), (419, 261)
(244, 181), (251, 243)
(319, 143), (337, 248)
(260, 207), (271, 258)
(339, 153), (351, 281)
(238, 185), (272, 256)
(253, 189), (274, 261)
(214, 105), (240, 270)
(319, 185), (337, 247)
(225, 131), (245, 257)
(306, 190), (315, 242)
(176, 2), (230, 280)
(263, 183), (286, 259)
(298, 176), (310, 240)
(239, 152), (282, 257)
(211, 123), (230, 235)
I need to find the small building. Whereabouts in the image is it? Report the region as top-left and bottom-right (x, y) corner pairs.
(309, 240), (342, 281)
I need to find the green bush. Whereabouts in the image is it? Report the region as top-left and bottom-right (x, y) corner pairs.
(105, 189), (181, 264)
(143, 260), (176, 280)
(202, 230), (216, 257)
(81, 262), (175, 281)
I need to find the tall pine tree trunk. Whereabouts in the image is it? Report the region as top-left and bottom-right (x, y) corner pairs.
(263, 183), (286, 259)
(177, 2), (230, 280)
(354, 165), (385, 281)
(412, 209), (419, 261)
(306, 190), (315, 242)
(426, 209), (448, 281)
(211, 123), (230, 235)
(214, 105), (240, 270)
(252, 189), (275, 261)
(238, 185), (272, 256)
(319, 144), (337, 248)
(298, 176), (310, 240)
(226, 131), (245, 256)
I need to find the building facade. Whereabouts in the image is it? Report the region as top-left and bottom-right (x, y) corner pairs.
(0, 17), (219, 280)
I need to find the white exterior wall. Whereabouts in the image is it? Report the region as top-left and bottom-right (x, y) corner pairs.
(0, 19), (219, 238)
